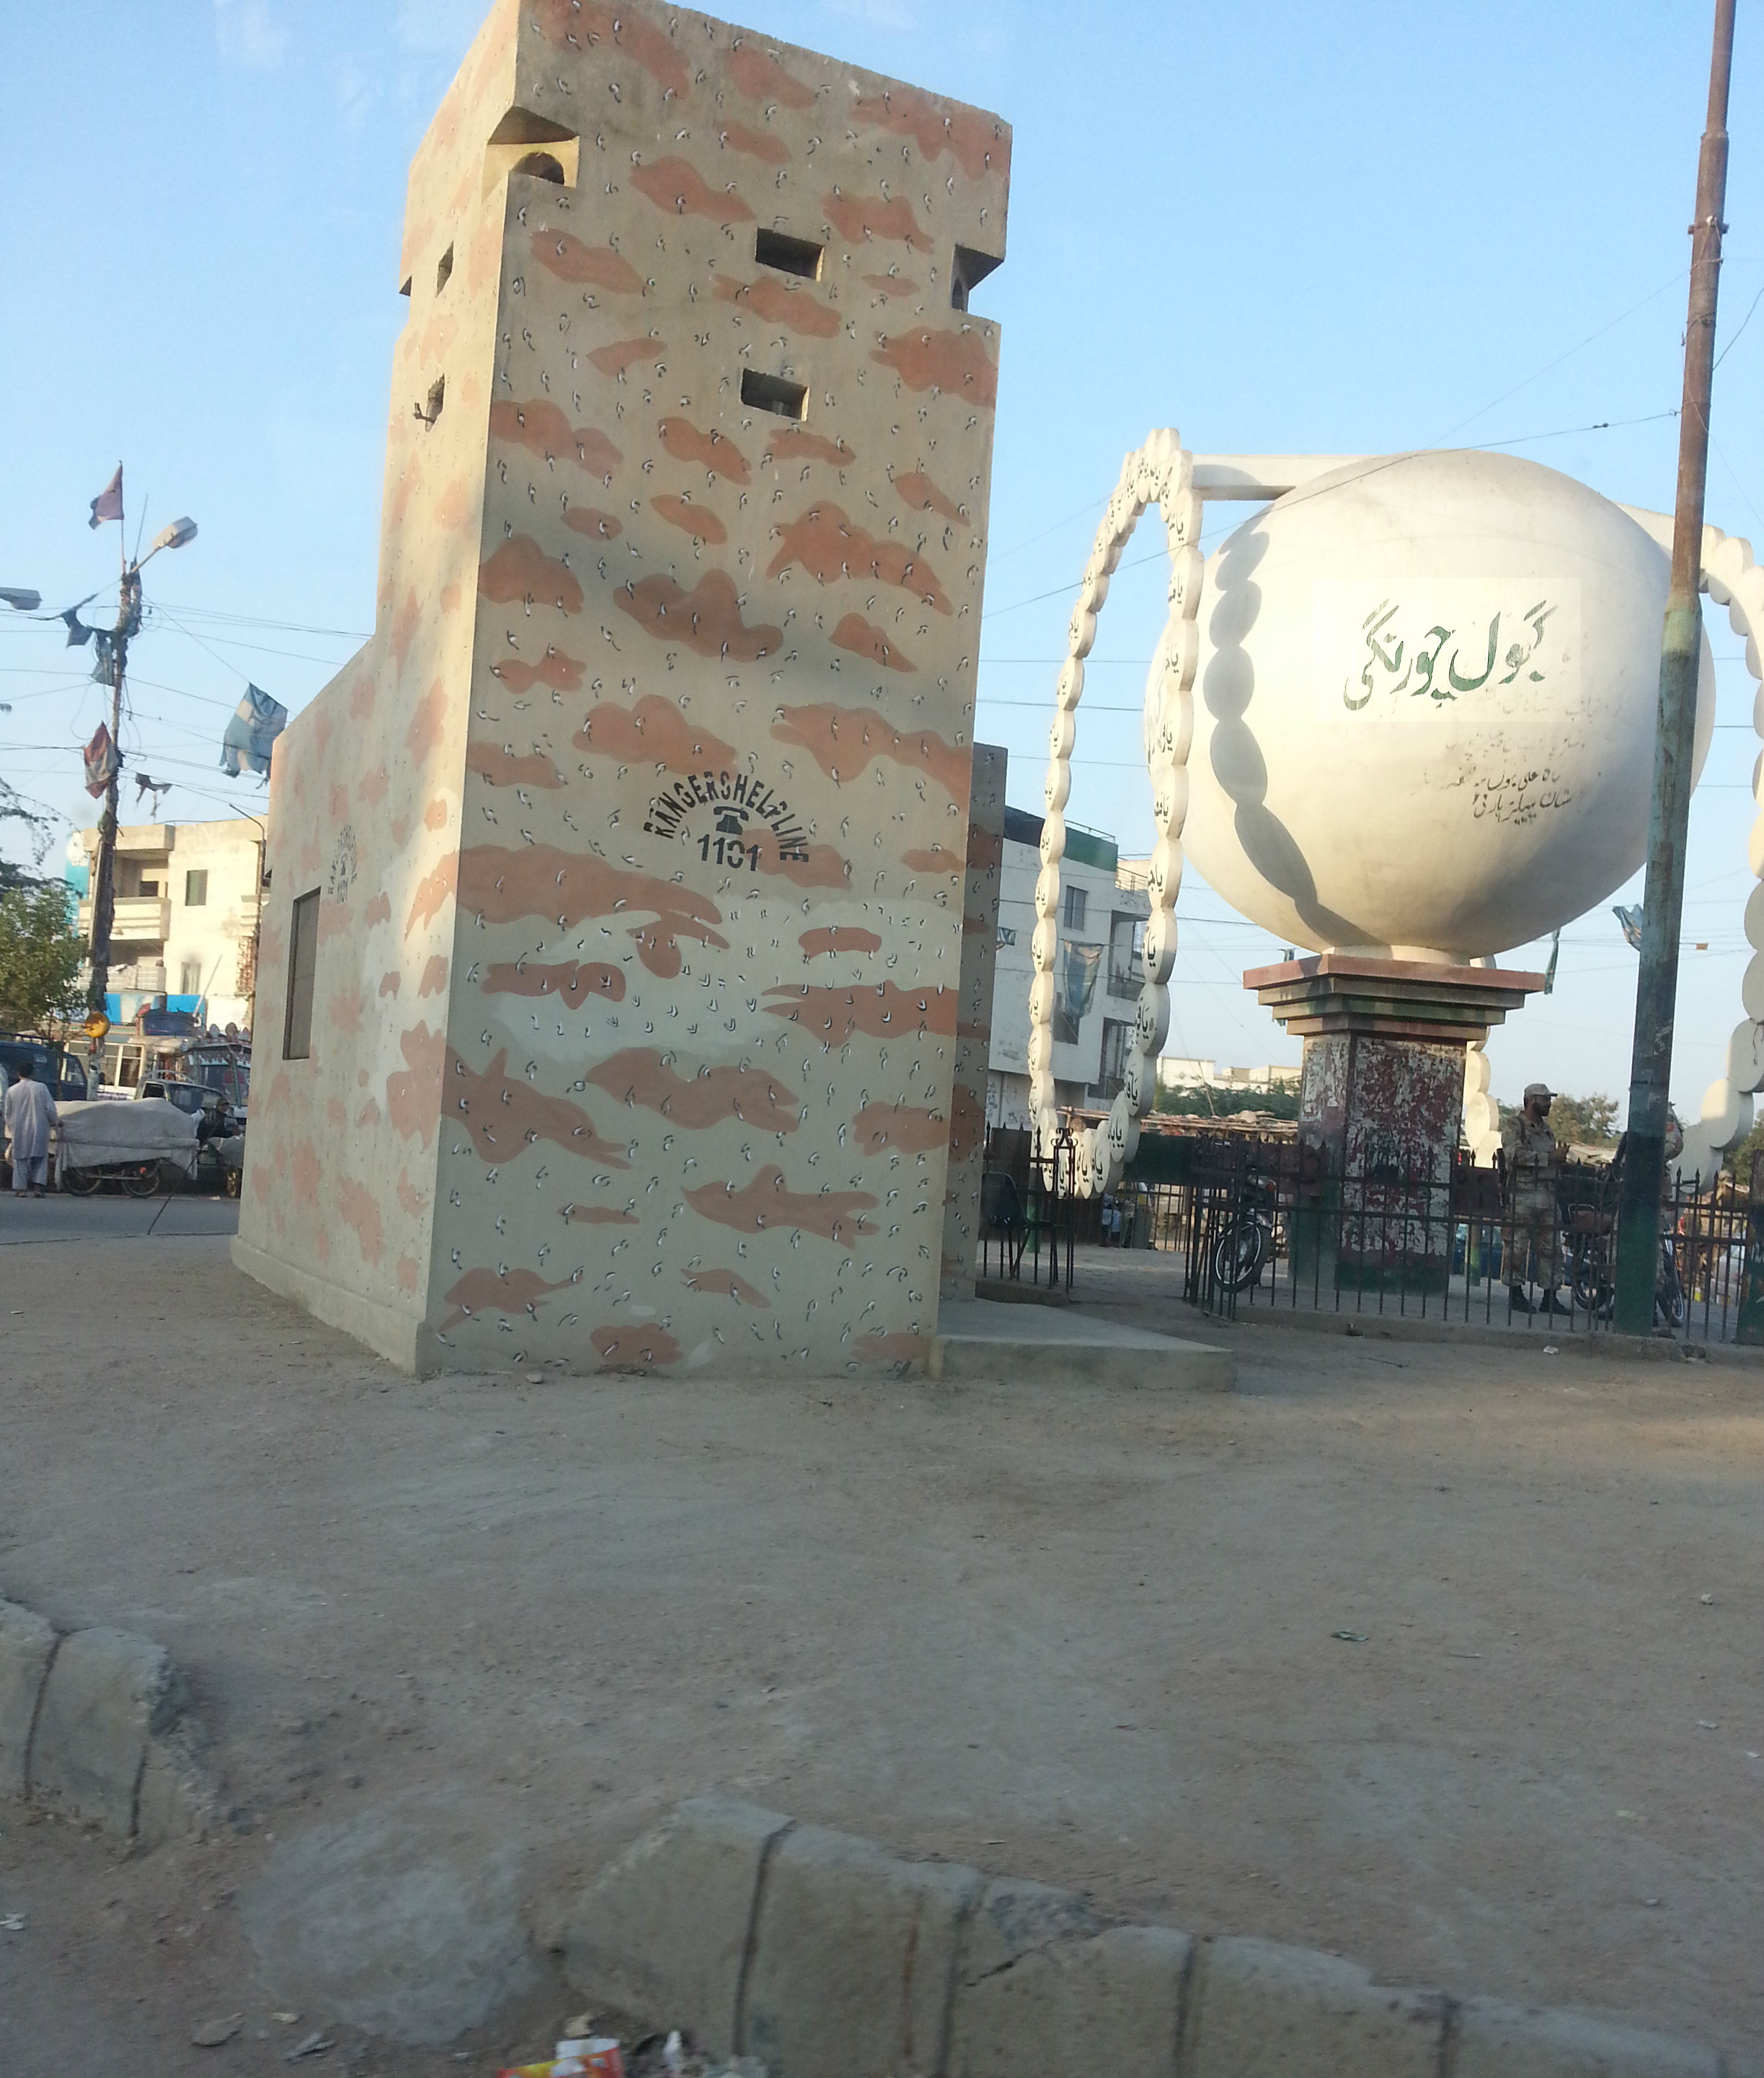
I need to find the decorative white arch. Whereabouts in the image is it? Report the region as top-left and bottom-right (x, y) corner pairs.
(1615, 509), (1764, 1185)
(1028, 444), (1764, 1198)
(1029, 430), (1197, 1198)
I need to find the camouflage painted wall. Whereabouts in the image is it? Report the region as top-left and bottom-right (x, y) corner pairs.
(939, 741), (1004, 1297)
(236, 0), (1010, 1376)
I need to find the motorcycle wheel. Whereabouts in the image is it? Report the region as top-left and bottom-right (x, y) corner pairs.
(123, 1162), (161, 1199)
(1213, 1221), (1266, 1294)
(61, 1167), (101, 1197)
(1569, 1250), (1611, 1319)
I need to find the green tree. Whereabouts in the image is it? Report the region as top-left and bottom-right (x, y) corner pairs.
(1, 775), (55, 895)
(1546, 1091), (1621, 1147)
(1722, 1111), (1764, 1182)
(0, 881), (85, 1034)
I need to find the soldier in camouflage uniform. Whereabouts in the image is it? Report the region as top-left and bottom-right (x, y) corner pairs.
(1502, 1081), (1569, 1315)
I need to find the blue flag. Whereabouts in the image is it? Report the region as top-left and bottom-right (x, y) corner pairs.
(220, 684), (288, 778)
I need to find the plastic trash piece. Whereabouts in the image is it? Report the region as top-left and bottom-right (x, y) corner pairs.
(500, 2041), (624, 2078)
(192, 2015), (244, 2048)
(1331, 1630), (1368, 1642)
(285, 2032), (334, 2062)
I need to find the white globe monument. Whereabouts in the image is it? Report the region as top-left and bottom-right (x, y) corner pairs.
(1028, 438), (1764, 1246)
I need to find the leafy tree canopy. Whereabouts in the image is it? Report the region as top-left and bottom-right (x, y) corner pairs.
(1543, 1091), (1621, 1147)
(0, 775), (57, 896)
(0, 880), (85, 1035)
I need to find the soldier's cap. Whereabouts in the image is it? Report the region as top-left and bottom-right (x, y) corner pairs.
(1524, 1082), (1554, 1101)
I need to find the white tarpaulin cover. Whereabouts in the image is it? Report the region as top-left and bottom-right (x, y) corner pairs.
(56, 1098), (198, 1175)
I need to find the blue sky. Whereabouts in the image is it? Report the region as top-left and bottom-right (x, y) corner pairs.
(1, 1), (1760, 1114)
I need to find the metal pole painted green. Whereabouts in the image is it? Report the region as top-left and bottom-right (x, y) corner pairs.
(1615, 0), (1738, 1334)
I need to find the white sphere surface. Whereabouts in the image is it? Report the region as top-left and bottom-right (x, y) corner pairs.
(1172, 451), (1715, 960)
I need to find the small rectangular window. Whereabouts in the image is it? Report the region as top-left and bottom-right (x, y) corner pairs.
(138, 878), (160, 898)
(740, 368), (808, 421)
(185, 869), (208, 906)
(180, 958), (203, 994)
(283, 889), (320, 1061)
(754, 229), (823, 280)
(1064, 885), (1087, 930)
(949, 242), (1001, 313)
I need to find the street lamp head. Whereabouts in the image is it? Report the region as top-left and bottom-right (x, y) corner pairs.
(0, 586), (41, 611)
(151, 518), (198, 554)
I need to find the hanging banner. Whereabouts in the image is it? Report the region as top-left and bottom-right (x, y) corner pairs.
(83, 722), (120, 798)
(220, 683), (288, 777)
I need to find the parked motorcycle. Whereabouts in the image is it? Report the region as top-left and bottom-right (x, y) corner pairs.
(1212, 1168), (1275, 1293)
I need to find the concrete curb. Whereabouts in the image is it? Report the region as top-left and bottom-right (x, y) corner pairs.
(1178, 1299), (1764, 1371)
(931, 1296), (1234, 1390)
(0, 1595), (213, 1848)
(928, 1330), (1233, 1390)
(563, 1799), (1734, 2078)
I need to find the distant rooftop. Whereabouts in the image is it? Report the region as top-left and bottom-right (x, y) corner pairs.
(1003, 804), (1117, 875)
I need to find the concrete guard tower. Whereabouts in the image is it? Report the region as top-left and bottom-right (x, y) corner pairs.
(235, 0), (1010, 1374)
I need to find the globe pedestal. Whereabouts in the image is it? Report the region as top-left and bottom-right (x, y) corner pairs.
(1244, 956), (1547, 1295)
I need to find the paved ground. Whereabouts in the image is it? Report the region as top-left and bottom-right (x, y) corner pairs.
(0, 1187), (240, 1244)
(1, 1223), (1760, 2069)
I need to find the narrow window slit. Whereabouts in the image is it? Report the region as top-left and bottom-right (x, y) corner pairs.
(283, 890), (319, 1061)
(740, 368), (809, 420)
(949, 242), (1002, 313)
(512, 151), (565, 184)
(436, 244), (453, 293)
(754, 229), (823, 280)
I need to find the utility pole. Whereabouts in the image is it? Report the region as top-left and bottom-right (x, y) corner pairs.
(84, 541), (143, 1019)
(1614, 0), (1737, 1334)
(74, 479), (198, 1038)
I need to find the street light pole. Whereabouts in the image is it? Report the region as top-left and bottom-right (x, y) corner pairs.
(1613, 0), (1737, 1335)
(84, 557), (141, 1019)
(79, 507), (198, 1025)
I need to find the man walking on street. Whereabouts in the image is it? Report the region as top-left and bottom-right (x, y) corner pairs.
(4, 1060), (58, 1198)
(1502, 1081), (1569, 1315)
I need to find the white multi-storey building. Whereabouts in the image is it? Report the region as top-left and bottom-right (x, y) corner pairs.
(72, 818), (263, 1032)
(986, 808), (1151, 1131)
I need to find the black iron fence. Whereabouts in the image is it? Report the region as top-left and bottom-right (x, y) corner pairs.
(980, 1126), (1081, 1295)
(1121, 1130), (1764, 1344)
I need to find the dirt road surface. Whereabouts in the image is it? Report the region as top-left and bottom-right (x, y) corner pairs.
(1, 1221), (1759, 2069)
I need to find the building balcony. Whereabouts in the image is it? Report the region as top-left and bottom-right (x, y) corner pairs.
(1106, 964), (1140, 1001)
(116, 823), (174, 854)
(77, 896), (169, 940)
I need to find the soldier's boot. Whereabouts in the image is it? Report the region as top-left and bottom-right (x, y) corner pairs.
(1543, 1287), (1574, 1317)
(1508, 1283), (1534, 1314)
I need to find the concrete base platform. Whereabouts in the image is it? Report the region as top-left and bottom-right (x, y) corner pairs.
(231, 1234), (423, 1373)
(930, 1298), (1233, 1389)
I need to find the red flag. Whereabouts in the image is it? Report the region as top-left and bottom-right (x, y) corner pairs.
(84, 722), (120, 797)
(89, 465), (123, 529)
